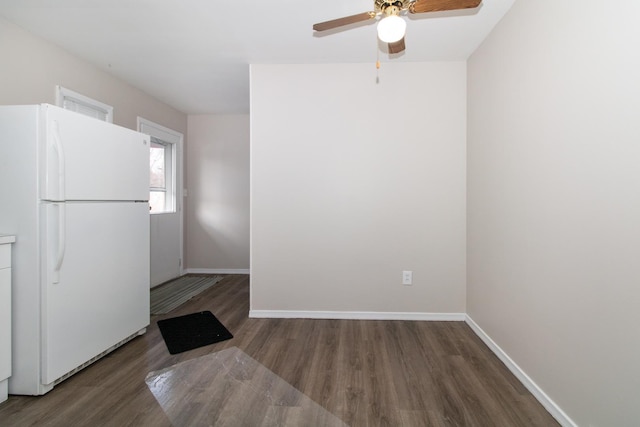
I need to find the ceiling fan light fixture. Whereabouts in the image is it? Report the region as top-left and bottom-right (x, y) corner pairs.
(377, 15), (406, 43)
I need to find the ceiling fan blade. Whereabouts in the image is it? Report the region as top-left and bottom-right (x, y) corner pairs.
(313, 12), (376, 32)
(409, 0), (481, 14)
(388, 37), (406, 54)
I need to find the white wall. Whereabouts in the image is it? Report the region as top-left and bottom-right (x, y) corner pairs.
(467, 1), (640, 426)
(0, 16), (195, 280)
(186, 115), (250, 272)
(0, 16), (186, 138)
(0, 16), (254, 274)
(251, 62), (467, 315)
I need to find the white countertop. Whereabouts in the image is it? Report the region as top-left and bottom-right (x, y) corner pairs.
(0, 235), (16, 245)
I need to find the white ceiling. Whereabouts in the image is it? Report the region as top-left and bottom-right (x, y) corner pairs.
(0, 0), (514, 115)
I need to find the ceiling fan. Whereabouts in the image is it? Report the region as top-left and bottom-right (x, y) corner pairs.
(313, 0), (482, 54)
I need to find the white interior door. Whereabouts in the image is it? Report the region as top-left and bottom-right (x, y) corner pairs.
(138, 118), (183, 287)
(150, 211), (181, 284)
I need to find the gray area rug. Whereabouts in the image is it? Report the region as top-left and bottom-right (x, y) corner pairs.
(151, 275), (224, 315)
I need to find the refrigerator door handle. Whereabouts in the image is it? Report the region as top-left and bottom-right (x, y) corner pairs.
(52, 203), (66, 284)
(50, 120), (66, 202)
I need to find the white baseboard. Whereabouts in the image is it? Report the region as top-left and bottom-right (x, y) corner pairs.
(464, 315), (577, 427)
(249, 310), (466, 321)
(184, 268), (250, 275)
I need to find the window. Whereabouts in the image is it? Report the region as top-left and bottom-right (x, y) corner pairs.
(137, 117), (182, 215)
(55, 86), (113, 122)
(149, 137), (175, 213)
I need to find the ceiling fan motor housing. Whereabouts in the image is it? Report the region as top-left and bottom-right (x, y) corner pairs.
(375, 0), (411, 15)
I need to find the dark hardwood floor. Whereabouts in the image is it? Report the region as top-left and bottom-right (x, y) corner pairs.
(0, 275), (559, 426)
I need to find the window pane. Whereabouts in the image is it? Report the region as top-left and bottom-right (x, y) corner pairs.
(148, 136), (174, 215)
(149, 191), (165, 213)
(150, 142), (165, 188)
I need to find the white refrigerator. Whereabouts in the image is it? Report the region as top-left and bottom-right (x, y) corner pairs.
(0, 104), (150, 395)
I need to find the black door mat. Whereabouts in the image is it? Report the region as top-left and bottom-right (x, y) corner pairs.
(157, 311), (233, 354)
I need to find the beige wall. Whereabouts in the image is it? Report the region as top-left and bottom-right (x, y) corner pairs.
(1, 16), (252, 274)
(0, 16), (196, 276)
(467, 1), (640, 425)
(186, 115), (250, 271)
(0, 16), (186, 137)
(251, 62), (467, 314)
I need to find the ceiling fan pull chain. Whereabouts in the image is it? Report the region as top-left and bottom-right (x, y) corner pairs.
(375, 42), (381, 84)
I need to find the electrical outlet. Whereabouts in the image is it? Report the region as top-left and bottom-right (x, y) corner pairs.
(402, 270), (413, 285)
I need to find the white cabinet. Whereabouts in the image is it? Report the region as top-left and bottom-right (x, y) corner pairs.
(0, 235), (15, 403)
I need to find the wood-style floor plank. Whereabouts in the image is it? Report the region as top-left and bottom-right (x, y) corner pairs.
(0, 275), (559, 426)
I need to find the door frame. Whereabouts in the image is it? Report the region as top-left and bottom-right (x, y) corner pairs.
(137, 117), (184, 285)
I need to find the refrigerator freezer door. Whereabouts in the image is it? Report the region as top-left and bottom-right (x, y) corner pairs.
(41, 104), (150, 202)
(40, 202), (150, 385)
